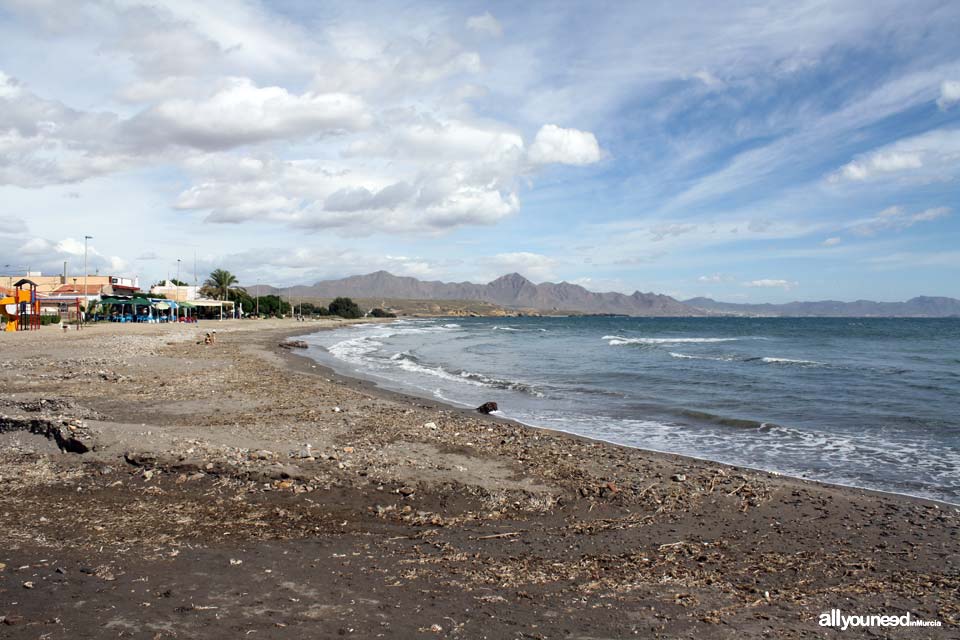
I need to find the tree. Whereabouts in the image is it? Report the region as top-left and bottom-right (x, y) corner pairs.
(328, 297), (362, 319)
(203, 269), (245, 301)
(252, 295), (290, 316)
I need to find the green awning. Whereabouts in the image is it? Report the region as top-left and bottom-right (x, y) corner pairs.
(100, 297), (152, 306)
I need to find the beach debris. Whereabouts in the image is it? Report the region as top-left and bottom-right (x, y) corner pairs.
(476, 402), (499, 414)
(671, 473), (687, 482)
(279, 340), (309, 349)
(423, 421), (438, 430)
(22, 581), (34, 589)
(398, 486), (416, 497)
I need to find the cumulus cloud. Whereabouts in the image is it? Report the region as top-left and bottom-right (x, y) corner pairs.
(466, 12), (503, 38)
(1, 233), (125, 276)
(745, 279), (797, 290)
(128, 78), (372, 150)
(850, 205), (951, 236)
(527, 125), (602, 166)
(937, 80), (960, 110)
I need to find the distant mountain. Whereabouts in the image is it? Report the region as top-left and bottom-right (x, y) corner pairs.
(248, 272), (960, 317)
(271, 271), (703, 316)
(683, 296), (960, 317)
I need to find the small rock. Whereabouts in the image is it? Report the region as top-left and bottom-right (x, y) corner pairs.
(343, 446), (354, 453)
(671, 474), (687, 482)
(230, 559), (243, 566)
(423, 422), (438, 430)
(399, 486), (415, 497)
(22, 581), (34, 589)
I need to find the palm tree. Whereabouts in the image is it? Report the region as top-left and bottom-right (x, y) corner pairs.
(203, 269), (245, 301)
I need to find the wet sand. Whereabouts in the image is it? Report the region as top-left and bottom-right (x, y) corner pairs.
(0, 320), (957, 638)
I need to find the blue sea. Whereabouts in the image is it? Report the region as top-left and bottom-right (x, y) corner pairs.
(303, 317), (960, 504)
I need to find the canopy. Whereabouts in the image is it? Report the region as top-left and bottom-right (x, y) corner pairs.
(153, 302), (172, 310)
(100, 297), (152, 306)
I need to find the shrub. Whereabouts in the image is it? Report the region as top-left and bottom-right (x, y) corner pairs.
(328, 297), (362, 319)
(369, 308), (396, 318)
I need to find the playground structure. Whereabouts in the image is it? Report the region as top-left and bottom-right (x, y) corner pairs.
(1, 279), (42, 331)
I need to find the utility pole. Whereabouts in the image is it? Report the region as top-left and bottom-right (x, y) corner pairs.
(255, 276), (259, 317)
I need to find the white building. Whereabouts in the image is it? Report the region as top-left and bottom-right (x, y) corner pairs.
(150, 280), (200, 302)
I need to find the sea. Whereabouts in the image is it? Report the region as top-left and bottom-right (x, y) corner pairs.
(302, 316), (960, 504)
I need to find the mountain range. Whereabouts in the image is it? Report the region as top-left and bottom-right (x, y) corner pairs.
(250, 271), (960, 317)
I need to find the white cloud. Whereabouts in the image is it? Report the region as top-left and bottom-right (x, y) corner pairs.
(698, 273), (733, 283)
(692, 70), (723, 88)
(829, 127), (960, 183)
(850, 205), (951, 236)
(527, 124), (602, 166)
(937, 80), (960, 110)
(129, 78), (372, 150)
(744, 279), (797, 290)
(466, 12), (503, 38)
(822, 237), (842, 247)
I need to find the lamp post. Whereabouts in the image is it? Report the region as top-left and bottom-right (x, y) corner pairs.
(255, 276), (260, 317)
(176, 258), (181, 321)
(83, 235), (92, 328)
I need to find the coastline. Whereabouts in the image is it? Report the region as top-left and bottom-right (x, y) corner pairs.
(1, 321), (957, 638)
(284, 321), (960, 508)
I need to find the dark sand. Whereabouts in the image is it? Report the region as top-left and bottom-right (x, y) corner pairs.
(0, 320), (957, 639)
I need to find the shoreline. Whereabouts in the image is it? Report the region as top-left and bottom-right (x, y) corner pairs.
(1, 321), (957, 638)
(281, 322), (959, 509)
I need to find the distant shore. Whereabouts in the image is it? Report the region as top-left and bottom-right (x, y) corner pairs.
(1, 320), (957, 638)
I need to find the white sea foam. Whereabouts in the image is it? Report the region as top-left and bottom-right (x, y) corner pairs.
(492, 325), (522, 331)
(603, 335), (739, 346)
(442, 323), (461, 328)
(761, 357), (824, 366)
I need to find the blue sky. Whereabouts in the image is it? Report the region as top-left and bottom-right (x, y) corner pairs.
(1, 0), (958, 302)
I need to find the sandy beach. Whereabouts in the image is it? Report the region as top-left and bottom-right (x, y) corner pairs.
(0, 320), (957, 639)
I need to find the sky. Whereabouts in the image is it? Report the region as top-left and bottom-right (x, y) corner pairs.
(1, 0), (958, 302)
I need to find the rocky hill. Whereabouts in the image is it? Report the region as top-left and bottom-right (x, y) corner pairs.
(262, 271), (703, 316)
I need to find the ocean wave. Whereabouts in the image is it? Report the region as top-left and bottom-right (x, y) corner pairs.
(492, 325), (522, 331)
(603, 335), (739, 346)
(668, 352), (738, 362)
(758, 357), (825, 366)
(385, 352), (544, 397)
(442, 323), (461, 328)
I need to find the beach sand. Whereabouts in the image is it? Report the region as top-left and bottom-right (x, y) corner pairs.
(0, 320), (956, 638)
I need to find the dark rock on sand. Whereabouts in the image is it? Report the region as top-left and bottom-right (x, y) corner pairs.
(476, 402), (498, 414)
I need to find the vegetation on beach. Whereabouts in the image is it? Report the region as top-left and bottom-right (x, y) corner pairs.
(198, 269), (390, 319)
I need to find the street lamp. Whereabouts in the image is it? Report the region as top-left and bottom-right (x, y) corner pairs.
(83, 236), (92, 327)
(176, 258), (181, 321)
